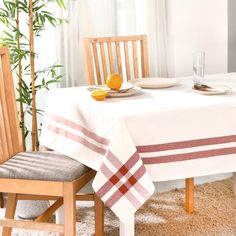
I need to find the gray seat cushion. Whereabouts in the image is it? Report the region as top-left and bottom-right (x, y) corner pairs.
(0, 151), (90, 182)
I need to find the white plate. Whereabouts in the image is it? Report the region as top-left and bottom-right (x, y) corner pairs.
(87, 85), (141, 98)
(107, 86), (142, 98)
(130, 78), (179, 89)
(192, 85), (231, 95)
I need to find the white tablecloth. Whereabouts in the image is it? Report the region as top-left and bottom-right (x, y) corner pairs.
(40, 73), (236, 222)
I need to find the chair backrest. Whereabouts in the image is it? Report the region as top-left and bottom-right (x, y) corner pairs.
(0, 47), (23, 164)
(83, 35), (149, 85)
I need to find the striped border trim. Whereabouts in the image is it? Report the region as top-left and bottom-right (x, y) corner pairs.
(46, 112), (110, 146)
(46, 124), (107, 155)
(137, 135), (236, 153)
(142, 146), (236, 164)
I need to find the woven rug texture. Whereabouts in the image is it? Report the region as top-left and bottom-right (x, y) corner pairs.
(0, 178), (235, 235)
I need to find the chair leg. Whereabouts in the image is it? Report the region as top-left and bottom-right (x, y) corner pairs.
(0, 192), (4, 208)
(55, 205), (64, 236)
(2, 193), (17, 236)
(185, 178), (194, 213)
(63, 182), (76, 236)
(94, 194), (104, 236)
(233, 172), (236, 196)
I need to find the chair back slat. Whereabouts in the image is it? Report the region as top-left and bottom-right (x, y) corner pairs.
(0, 47), (23, 164)
(115, 42), (123, 81)
(91, 43), (102, 84)
(99, 43), (108, 80)
(83, 35), (149, 85)
(107, 42), (115, 74)
(141, 35), (149, 77)
(132, 41), (139, 79)
(83, 39), (95, 85)
(124, 42), (131, 81)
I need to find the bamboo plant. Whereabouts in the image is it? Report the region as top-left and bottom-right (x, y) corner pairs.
(0, 0), (66, 151)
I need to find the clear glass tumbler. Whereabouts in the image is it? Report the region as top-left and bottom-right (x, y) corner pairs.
(193, 51), (205, 85)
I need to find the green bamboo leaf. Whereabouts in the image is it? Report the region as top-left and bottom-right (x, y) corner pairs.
(16, 98), (24, 102)
(3, 30), (14, 39)
(44, 15), (56, 27)
(3, 0), (10, 11)
(24, 129), (29, 138)
(21, 79), (29, 90)
(52, 64), (63, 68)
(41, 11), (53, 15)
(35, 85), (42, 90)
(24, 64), (31, 71)
(58, 18), (68, 25)
(56, 0), (66, 9)
(46, 79), (61, 85)
(33, 4), (45, 12)
(55, 75), (63, 80)
(18, 4), (28, 13)
(0, 8), (9, 16)
(26, 110), (32, 115)
(42, 78), (45, 85)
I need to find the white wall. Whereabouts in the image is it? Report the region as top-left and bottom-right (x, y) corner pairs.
(228, 0), (236, 72)
(167, 0), (228, 77)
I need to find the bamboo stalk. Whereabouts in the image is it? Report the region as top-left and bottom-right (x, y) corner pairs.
(29, 0), (38, 151)
(16, 0), (26, 151)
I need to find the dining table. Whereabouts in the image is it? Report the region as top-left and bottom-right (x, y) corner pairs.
(40, 73), (236, 236)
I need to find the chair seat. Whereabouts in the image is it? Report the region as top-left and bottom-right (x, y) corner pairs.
(0, 151), (90, 182)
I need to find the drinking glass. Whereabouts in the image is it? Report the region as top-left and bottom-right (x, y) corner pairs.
(193, 51), (205, 85)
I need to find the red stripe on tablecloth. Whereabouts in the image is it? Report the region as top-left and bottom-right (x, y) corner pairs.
(46, 124), (106, 155)
(97, 151), (151, 205)
(98, 163), (142, 209)
(107, 151), (140, 174)
(97, 165), (115, 196)
(137, 135), (236, 153)
(142, 146), (236, 164)
(105, 165), (146, 209)
(46, 112), (110, 146)
(106, 151), (151, 199)
(96, 151), (140, 197)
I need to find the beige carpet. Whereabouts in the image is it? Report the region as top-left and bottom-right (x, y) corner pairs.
(1, 178), (235, 235)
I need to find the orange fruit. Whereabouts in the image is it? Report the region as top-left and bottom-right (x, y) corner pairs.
(91, 89), (107, 101)
(106, 74), (122, 90)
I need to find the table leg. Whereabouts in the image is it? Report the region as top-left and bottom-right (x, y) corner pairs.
(185, 178), (194, 213)
(120, 215), (135, 236)
(55, 206), (64, 236)
(233, 172), (236, 196)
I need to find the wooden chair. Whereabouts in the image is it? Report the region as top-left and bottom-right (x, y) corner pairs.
(83, 35), (149, 85)
(0, 46), (104, 236)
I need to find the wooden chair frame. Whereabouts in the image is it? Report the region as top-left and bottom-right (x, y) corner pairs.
(0, 47), (104, 236)
(83, 35), (149, 85)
